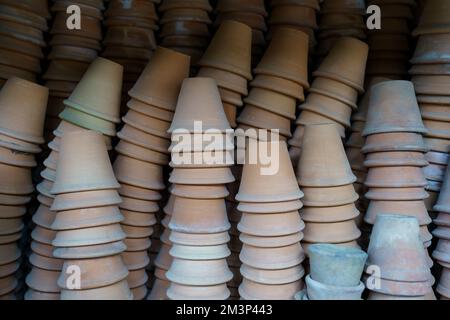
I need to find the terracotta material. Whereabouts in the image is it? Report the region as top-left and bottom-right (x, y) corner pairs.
(240, 264), (304, 285)
(237, 105), (292, 137)
(239, 278), (302, 300)
(127, 100), (174, 123)
(306, 275), (364, 300)
(237, 199), (303, 214)
(51, 189), (122, 212)
(170, 243), (230, 260)
(296, 111), (346, 138)
(53, 241), (127, 260)
(25, 267), (60, 293)
(313, 37), (368, 92)
(51, 11), (101, 39)
(300, 203), (359, 223)
(238, 211), (303, 237)
(366, 215), (430, 282)
(115, 140), (169, 166)
(59, 107), (116, 137)
(364, 167), (427, 188)
(365, 187), (429, 201)
(0, 243), (20, 265)
(29, 252), (63, 270)
(362, 132), (428, 154)
(0, 163), (33, 195)
(51, 206), (123, 231)
(240, 242), (304, 269)
(60, 279), (132, 300)
(298, 124), (355, 187)
(170, 184), (228, 199)
(363, 81), (426, 136)
(113, 155), (164, 190)
(364, 151), (428, 168)
(169, 167), (235, 185)
(0, 131), (41, 154)
(166, 258), (233, 286)
(411, 34), (450, 64)
(170, 231), (230, 246)
(0, 217), (23, 235)
(120, 196), (158, 213)
(197, 67), (247, 96)
(365, 275), (432, 297)
(169, 197), (230, 233)
(309, 77), (358, 109)
(254, 27), (309, 88)
(423, 119), (450, 140)
(244, 88), (296, 119)
(0, 77), (48, 144)
(303, 219), (361, 243)
(240, 232), (303, 248)
(301, 184), (358, 207)
(118, 183), (161, 201)
(412, 0), (450, 36)
(198, 20), (252, 80)
(169, 78), (231, 133)
(121, 224), (154, 238)
(434, 165), (450, 213)
(0, 260), (19, 278)
(53, 120), (112, 148)
(52, 224), (126, 248)
(167, 283), (229, 300)
(250, 74), (304, 100)
(424, 137), (450, 153)
(236, 141), (302, 202)
(269, 4), (317, 27)
(0, 205), (26, 219)
(420, 105), (450, 122)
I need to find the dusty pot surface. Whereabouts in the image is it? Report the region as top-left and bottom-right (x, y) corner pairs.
(114, 155), (164, 190)
(198, 66), (248, 96)
(237, 199), (303, 214)
(300, 203), (360, 223)
(365, 187), (429, 201)
(170, 184), (229, 199)
(303, 219), (361, 243)
(309, 243), (367, 287)
(52, 206), (123, 231)
(51, 189), (122, 211)
(0, 162), (33, 195)
(240, 263), (304, 285)
(239, 232), (303, 248)
(364, 166), (428, 188)
(301, 184), (358, 207)
(362, 132), (428, 154)
(250, 74), (304, 100)
(434, 164), (450, 213)
(238, 211), (304, 237)
(239, 278), (303, 300)
(364, 151), (428, 168)
(169, 167), (235, 185)
(60, 279), (133, 300)
(412, 0), (450, 36)
(240, 242), (305, 270)
(364, 274), (433, 297)
(170, 243), (230, 260)
(169, 230), (230, 246)
(365, 200), (431, 226)
(52, 224), (126, 248)
(167, 283), (230, 300)
(306, 275), (365, 300)
(366, 214), (430, 282)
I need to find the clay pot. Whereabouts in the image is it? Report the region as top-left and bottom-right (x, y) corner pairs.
(309, 77), (358, 109)
(240, 242), (304, 269)
(198, 20), (252, 80)
(420, 105), (450, 122)
(113, 155), (164, 190)
(128, 47), (190, 110)
(51, 11), (101, 39)
(363, 81), (426, 136)
(303, 219), (361, 243)
(298, 124), (355, 187)
(302, 184), (358, 207)
(166, 258), (233, 286)
(170, 243), (230, 260)
(412, 0), (450, 36)
(0, 216), (23, 235)
(365, 274), (433, 297)
(171, 184), (228, 199)
(436, 268), (450, 298)
(115, 140), (168, 166)
(0, 260), (20, 278)
(127, 100), (174, 123)
(58, 107), (116, 137)
(250, 74), (304, 100)
(0, 163), (33, 195)
(306, 275), (364, 300)
(366, 215), (430, 282)
(216, 0), (266, 15)
(118, 183), (161, 202)
(53, 240), (126, 260)
(167, 283), (229, 300)
(364, 151), (428, 168)
(313, 37), (368, 92)
(51, 189), (122, 212)
(25, 267), (60, 293)
(296, 111), (346, 139)
(240, 232), (303, 248)
(424, 137), (450, 153)
(308, 244), (367, 287)
(434, 165), (450, 213)
(236, 141), (302, 202)
(238, 211), (303, 237)
(50, 33), (101, 50)
(0, 242), (20, 265)
(244, 88), (296, 119)
(197, 67), (247, 96)
(60, 279), (132, 300)
(53, 120), (112, 149)
(365, 187), (429, 201)
(239, 278), (302, 300)
(168, 78), (232, 133)
(362, 132), (428, 153)
(170, 231), (230, 246)
(269, 4), (317, 27)
(0, 205), (25, 219)
(120, 196), (158, 213)
(237, 104), (292, 137)
(365, 167), (427, 188)
(169, 167), (234, 185)
(423, 119), (450, 140)
(300, 203), (359, 223)
(52, 224), (126, 248)
(433, 239), (450, 264)
(237, 199), (303, 214)
(240, 264), (304, 285)
(169, 197), (230, 233)
(51, 206), (123, 231)
(0, 77), (48, 144)
(254, 27), (308, 88)
(411, 34), (450, 65)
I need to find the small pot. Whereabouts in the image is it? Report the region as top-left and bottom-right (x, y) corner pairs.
(306, 275), (364, 300)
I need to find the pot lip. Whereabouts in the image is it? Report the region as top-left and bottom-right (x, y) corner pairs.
(313, 71), (364, 93)
(309, 87), (358, 110)
(59, 107), (117, 137)
(0, 127), (44, 145)
(308, 243), (367, 259)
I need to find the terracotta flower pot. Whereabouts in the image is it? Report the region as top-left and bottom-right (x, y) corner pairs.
(306, 275), (364, 300)
(254, 27), (309, 88)
(126, 99), (174, 123)
(60, 279), (132, 300)
(113, 155), (164, 190)
(166, 258), (233, 286)
(25, 267), (60, 293)
(0, 242), (20, 265)
(364, 151), (428, 168)
(364, 274), (433, 297)
(51, 11), (101, 40)
(197, 67), (248, 96)
(237, 105), (293, 137)
(308, 244), (367, 287)
(362, 132), (428, 154)
(0, 162), (33, 195)
(236, 141), (302, 202)
(240, 232), (303, 248)
(411, 34), (450, 64)
(0, 77), (48, 144)
(168, 78), (232, 133)
(52, 224), (126, 248)
(50, 34), (101, 50)
(420, 104), (450, 122)
(58, 107), (116, 137)
(412, 0), (450, 36)
(365, 187), (429, 201)
(303, 219), (361, 243)
(169, 197), (230, 233)
(118, 183), (161, 201)
(170, 184), (228, 199)
(169, 167), (235, 185)
(167, 283), (230, 300)
(51, 206), (123, 231)
(363, 81), (427, 136)
(237, 199), (303, 214)
(239, 278), (303, 300)
(298, 124), (355, 187)
(309, 77), (358, 109)
(51, 189), (122, 212)
(300, 203), (359, 223)
(53, 120), (112, 149)
(313, 37), (368, 92)
(0, 205), (26, 219)
(240, 242), (304, 269)
(198, 20), (252, 80)
(296, 111), (346, 138)
(216, 0), (266, 15)
(366, 214), (430, 282)
(434, 165), (450, 213)
(115, 140), (168, 166)
(119, 196), (158, 213)
(240, 264), (304, 285)
(0, 216), (23, 236)
(423, 119), (450, 140)
(244, 88), (296, 119)
(170, 243), (230, 260)
(424, 137), (450, 153)
(53, 241), (127, 260)
(302, 184), (358, 207)
(365, 166), (428, 188)
(238, 211), (304, 237)
(0, 132), (41, 154)
(250, 74), (304, 100)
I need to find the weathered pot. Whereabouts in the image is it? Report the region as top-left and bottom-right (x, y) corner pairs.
(306, 275), (364, 300)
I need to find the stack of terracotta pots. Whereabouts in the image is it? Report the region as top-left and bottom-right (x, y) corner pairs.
(236, 27), (309, 140)
(112, 47), (190, 300)
(315, 0), (366, 61)
(409, 0), (450, 211)
(267, 0), (319, 49)
(365, 0), (416, 81)
(236, 141), (306, 300)
(214, 0), (268, 65)
(365, 215), (434, 300)
(43, 0), (105, 138)
(0, 0), (49, 85)
(48, 130), (132, 300)
(197, 20), (252, 128)
(432, 162), (450, 300)
(361, 80), (433, 266)
(158, 0), (212, 67)
(102, 0), (159, 110)
(297, 124), (361, 254)
(432, 163), (450, 300)
(300, 244), (367, 300)
(289, 37), (369, 167)
(0, 78), (48, 300)
(164, 77), (235, 300)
